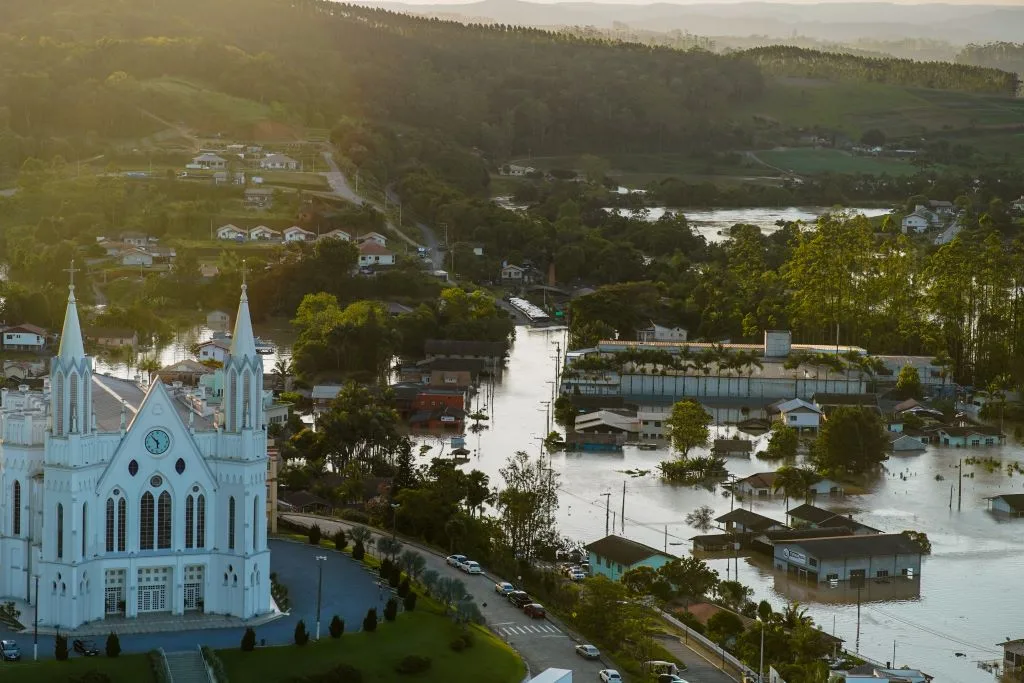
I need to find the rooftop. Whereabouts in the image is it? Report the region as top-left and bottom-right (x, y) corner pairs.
(776, 533), (920, 560)
(735, 471), (777, 488)
(787, 503), (844, 525)
(715, 508), (786, 532)
(585, 535), (673, 566)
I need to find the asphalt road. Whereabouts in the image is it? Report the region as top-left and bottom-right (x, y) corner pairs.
(281, 513), (612, 681)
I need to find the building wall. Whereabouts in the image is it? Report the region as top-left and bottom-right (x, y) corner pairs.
(413, 392), (464, 411)
(567, 371), (866, 402)
(773, 545), (921, 583)
(587, 552), (672, 582)
(781, 410), (820, 429)
(3, 331), (45, 348)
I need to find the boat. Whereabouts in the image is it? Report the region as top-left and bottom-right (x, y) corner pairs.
(254, 337), (276, 354)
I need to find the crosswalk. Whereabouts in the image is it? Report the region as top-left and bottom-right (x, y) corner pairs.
(496, 622), (563, 637)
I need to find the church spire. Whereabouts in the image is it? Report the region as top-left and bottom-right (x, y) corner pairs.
(57, 261), (85, 362)
(230, 264), (258, 360)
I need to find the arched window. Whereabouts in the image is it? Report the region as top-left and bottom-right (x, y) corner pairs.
(196, 495), (206, 549)
(56, 503), (64, 559)
(12, 481), (21, 536)
(228, 371), (238, 431)
(140, 492), (154, 550)
(253, 496), (260, 551)
(242, 373), (251, 428)
(228, 496), (236, 550)
(81, 502), (87, 558)
(117, 498), (126, 552)
(185, 495), (194, 549)
(105, 498), (115, 552)
(157, 492), (172, 549)
(69, 373), (79, 432)
(54, 374), (65, 436)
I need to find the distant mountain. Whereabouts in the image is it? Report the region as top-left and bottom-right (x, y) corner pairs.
(354, 0), (1024, 44)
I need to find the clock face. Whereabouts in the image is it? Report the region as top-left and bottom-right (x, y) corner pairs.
(145, 429), (171, 455)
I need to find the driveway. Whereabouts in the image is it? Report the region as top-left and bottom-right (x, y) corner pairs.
(0, 539), (381, 658)
(281, 513), (611, 680)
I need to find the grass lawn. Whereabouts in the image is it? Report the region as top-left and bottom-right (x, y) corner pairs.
(260, 171), (330, 191)
(757, 148), (918, 176)
(0, 655), (154, 683)
(139, 77), (272, 131)
(218, 602), (524, 683)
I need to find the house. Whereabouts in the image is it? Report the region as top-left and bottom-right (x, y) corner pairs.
(1012, 196), (1024, 215)
(200, 263), (220, 278)
(409, 405), (465, 432)
(196, 339), (231, 363)
(120, 231), (149, 247)
(734, 472), (778, 497)
(999, 639), (1024, 674)
(927, 199), (955, 215)
(574, 410), (640, 436)
(249, 225), (281, 241)
(715, 509), (789, 534)
(206, 310), (231, 327)
(156, 359), (214, 386)
(411, 388), (465, 413)
(900, 205), (940, 234)
(806, 477), (846, 498)
(2, 359), (46, 380)
(712, 438), (753, 457)
(121, 248), (153, 267)
(278, 490), (331, 514)
(244, 188), (274, 207)
(258, 153), (299, 171)
(424, 339), (506, 364)
(319, 229), (351, 241)
(638, 322), (688, 343)
(935, 424), (1004, 447)
(501, 264), (525, 282)
(812, 393), (879, 416)
(217, 224), (247, 240)
(504, 164), (536, 177)
(585, 535), (675, 582)
(283, 226), (316, 242)
(1, 324), (47, 350)
(873, 355), (945, 387)
(191, 153), (227, 169)
(147, 246), (176, 264)
(842, 664), (931, 683)
(773, 534), (922, 582)
(357, 232), (388, 247)
(890, 433), (927, 452)
(358, 241), (396, 267)
(773, 398), (822, 431)
(311, 384), (343, 407)
(787, 504), (879, 534)
(986, 494), (1024, 518)
(86, 328), (138, 349)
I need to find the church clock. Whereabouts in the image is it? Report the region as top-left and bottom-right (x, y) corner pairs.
(145, 429), (171, 455)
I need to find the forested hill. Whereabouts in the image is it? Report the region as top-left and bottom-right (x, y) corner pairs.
(0, 0), (763, 160)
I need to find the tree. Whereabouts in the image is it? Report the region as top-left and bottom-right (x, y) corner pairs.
(860, 129), (886, 146)
(384, 597), (399, 622)
(105, 632), (121, 658)
(376, 536), (403, 561)
(55, 633), (69, 660)
(812, 406), (889, 476)
(757, 600), (773, 624)
(773, 465), (814, 508)
(403, 591), (418, 612)
(664, 399), (711, 457)
(294, 620), (310, 646)
(763, 421), (798, 460)
(716, 580), (753, 611)
(706, 611), (745, 647)
(398, 576), (411, 598)
(575, 575), (630, 644)
(329, 615), (345, 638)
(307, 524), (322, 545)
(363, 608), (378, 632)
(352, 539), (365, 561)
(659, 556), (719, 605)
(273, 358), (294, 392)
(895, 365), (923, 399)
(333, 529), (347, 551)
(685, 505), (715, 532)
(241, 627), (256, 651)
(496, 451), (559, 560)
(621, 565), (673, 602)
(399, 549), (427, 581)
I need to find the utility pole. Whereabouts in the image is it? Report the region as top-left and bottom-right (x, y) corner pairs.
(958, 458), (963, 510)
(892, 639), (896, 668)
(664, 524), (668, 553)
(621, 481), (626, 534)
(855, 584), (862, 653)
(601, 493), (612, 536)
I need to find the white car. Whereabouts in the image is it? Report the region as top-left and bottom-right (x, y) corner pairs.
(599, 670), (622, 682)
(446, 554), (467, 567)
(494, 581), (515, 595)
(462, 560), (482, 574)
(569, 569), (587, 581)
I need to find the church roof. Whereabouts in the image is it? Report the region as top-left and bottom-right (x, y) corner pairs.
(91, 374), (213, 431)
(57, 284), (86, 362)
(230, 285), (258, 360)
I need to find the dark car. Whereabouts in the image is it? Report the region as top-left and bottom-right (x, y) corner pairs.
(73, 639), (100, 656)
(0, 639), (21, 661)
(523, 603), (546, 619)
(508, 591), (532, 608)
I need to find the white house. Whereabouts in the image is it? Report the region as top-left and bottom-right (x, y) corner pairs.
(283, 226), (315, 242)
(775, 398), (822, 431)
(0, 283), (272, 629)
(358, 242), (395, 267)
(121, 248), (154, 267)
(901, 205), (941, 234)
(196, 339), (231, 363)
(734, 472), (779, 497)
(639, 322), (688, 343)
(890, 434), (927, 452)
(504, 164), (536, 177)
(258, 154), (299, 171)
(357, 232), (388, 247)
(120, 232), (149, 247)
(191, 153), (227, 170)
(1, 324), (47, 351)
(319, 229), (351, 242)
(217, 224), (247, 240)
(1012, 196), (1024, 214)
(248, 226), (280, 241)
(501, 264), (525, 281)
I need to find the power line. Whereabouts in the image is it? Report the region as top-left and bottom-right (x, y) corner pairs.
(863, 605), (1000, 654)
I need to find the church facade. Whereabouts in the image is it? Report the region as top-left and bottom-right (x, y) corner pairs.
(0, 282), (272, 629)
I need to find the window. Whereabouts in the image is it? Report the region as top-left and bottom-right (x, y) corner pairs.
(128, 460), (139, 477)
(56, 504), (64, 559)
(140, 492), (154, 550)
(157, 492), (171, 549)
(81, 503), (87, 557)
(789, 415), (798, 422)
(69, 373), (79, 432)
(876, 570), (889, 578)
(228, 497), (236, 550)
(106, 499), (115, 552)
(253, 496), (259, 550)
(228, 371), (238, 432)
(809, 558), (818, 567)
(826, 573), (839, 582)
(117, 498), (126, 552)
(175, 458), (186, 475)
(12, 481), (20, 535)
(185, 495), (194, 549)
(196, 495), (206, 549)
(54, 374), (64, 436)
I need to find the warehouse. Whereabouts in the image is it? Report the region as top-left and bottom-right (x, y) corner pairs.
(773, 534), (922, 583)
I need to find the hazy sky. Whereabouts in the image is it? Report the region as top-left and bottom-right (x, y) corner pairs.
(371, 0), (1022, 6)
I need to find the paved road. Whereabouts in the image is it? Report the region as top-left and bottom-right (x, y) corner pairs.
(281, 513), (611, 680)
(658, 634), (738, 683)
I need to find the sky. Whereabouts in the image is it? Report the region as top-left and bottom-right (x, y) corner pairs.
(365, 0), (1023, 6)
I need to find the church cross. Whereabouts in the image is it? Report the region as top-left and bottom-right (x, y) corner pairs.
(63, 260), (80, 288)
(241, 258), (248, 288)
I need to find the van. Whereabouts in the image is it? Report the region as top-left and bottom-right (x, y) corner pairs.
(642, 661), (679, 676)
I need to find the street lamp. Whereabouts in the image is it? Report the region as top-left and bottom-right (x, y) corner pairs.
(314, 555), (327, 641)
(758, 616), (765, 683)
(391, 503), (401, 541)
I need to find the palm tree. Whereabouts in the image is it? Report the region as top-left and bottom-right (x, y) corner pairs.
(690, 355), (707, 397)
(273, 357), (294, 392)
(778, 601), (813, 628)
(138, 356), (161, 385)
(421, 569), (440, 597)
(347, 525), (373, 548)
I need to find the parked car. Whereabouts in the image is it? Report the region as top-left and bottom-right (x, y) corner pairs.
(569, 568), (587, 581)
(575, 644), (601, 660)
(445, 554), (467, 567)
(461, 560), (482, 575)
(523, 603), (546, 618)
(73, 639), (100, 656)
(598, 670), (622, 682)
(658, 675), (689, 683)
(643, 661), (680, 676)
(508, 591), (532, 608)
(0, 639), (21, 661)
(494, 581), (515, 595)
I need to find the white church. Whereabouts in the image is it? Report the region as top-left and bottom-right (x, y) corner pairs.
(0, 280), (272, 629)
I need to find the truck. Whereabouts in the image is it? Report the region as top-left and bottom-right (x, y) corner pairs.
(529, 668), (572, 683)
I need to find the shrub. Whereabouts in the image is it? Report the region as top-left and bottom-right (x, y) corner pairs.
(307, 524), (322, 545)
(394, 655), (432, 675)
(339, 508), (370, 524)
(105, 632), (121, 658)
(397, 576), (411, 598)
(384, 597), (398, 622)
(333, 529), (347, 552)
(380, 558), (393, 578)
(147, 650), (170, 683)
(201, 646), (229, 683)
(329, 615), (344, 639)
(55, 633), (69, 661)
(449, 637), (466, 652)
(352, 540), (365, 561)
(294, 619), (310, 646)
(241, 627), (256, 652)
(403, 591), (417, 612)
(362, 608), (378, 632)
(388, 565), (401, 588)
(270, 572), (290, 611)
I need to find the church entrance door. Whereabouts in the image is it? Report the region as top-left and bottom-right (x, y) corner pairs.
(136, 567), (171, 613)
(184, 565), (205, 611)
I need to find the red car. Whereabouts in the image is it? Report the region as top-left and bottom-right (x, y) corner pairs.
(523, 603), (546, 619)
